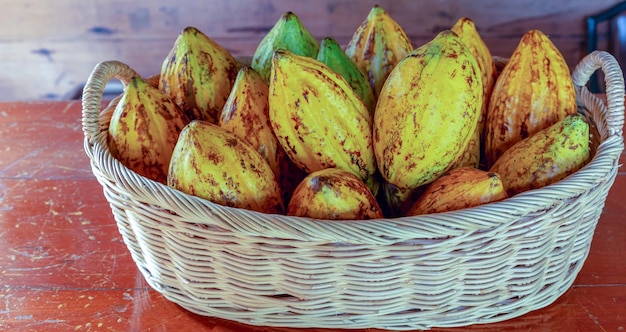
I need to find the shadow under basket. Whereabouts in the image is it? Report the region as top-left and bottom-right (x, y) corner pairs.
(81, 51), (624, 330)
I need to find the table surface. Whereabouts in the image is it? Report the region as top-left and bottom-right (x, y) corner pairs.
(0, 100), (624, 332)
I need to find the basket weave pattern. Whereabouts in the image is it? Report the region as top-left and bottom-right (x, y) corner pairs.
(82, 51), (624, 330)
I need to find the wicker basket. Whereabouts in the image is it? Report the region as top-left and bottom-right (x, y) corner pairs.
(81, 51), (624, 330)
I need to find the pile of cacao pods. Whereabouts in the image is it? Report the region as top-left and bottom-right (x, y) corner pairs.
(107, 5), (590, 220)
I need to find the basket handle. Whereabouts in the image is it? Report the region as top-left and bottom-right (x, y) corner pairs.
(81, 60), (141, 143)
(572, 50), (625, 137)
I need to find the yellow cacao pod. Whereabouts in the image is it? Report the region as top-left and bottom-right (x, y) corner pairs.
(159, 26), (240, 123)
(489, 114), (590, 196)
(450, 17), (497, 169)
(374, 30), (482, 190)
(406, 167), (507, 216)
(218, 66), (285, 181)
(484, 29), (577, 168)
(168, 120), (284, 214)
(108, 76), (190, 184)
(287, 168), (383, 220)
(268, 50), (377, 193)
(345, 4), (413, 97)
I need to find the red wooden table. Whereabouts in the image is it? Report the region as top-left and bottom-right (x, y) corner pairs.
(1, 101), (624, 331)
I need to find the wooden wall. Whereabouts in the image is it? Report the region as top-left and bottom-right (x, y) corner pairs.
(0, 0), (621, 101)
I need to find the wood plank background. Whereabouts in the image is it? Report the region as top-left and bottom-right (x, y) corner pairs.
(0, 0), (621, 101)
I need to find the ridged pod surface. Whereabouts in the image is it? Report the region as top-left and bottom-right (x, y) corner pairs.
(344, 4), (413, 97)
(251, 11), (320, 83)
(406, 167), (507, 216)
(489, 114), (590, 196)
(374, 30), (482, 190)
(167, 120), (284, 214)
(484, 29), (577, 168)
(269, 50), (377, 193)
(108, 76), (190, 184)
(287, 168), (383, 220)
(317, 36), (376, 115)
(218, 67), (285, 181)
(450, 17), (497, 168)
(159, 26), (240, 123)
